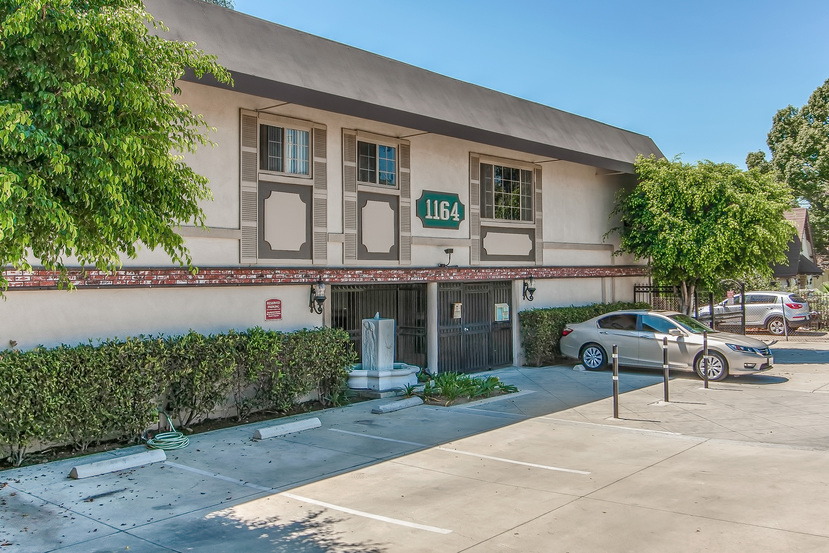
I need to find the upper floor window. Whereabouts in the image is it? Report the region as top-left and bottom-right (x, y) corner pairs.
(358, 140), (396, 187)
(480, 163), (533, 221)
(260, 124), (310, 176)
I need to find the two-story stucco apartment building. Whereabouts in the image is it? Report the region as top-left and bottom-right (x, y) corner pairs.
(0, 0), (662, 373)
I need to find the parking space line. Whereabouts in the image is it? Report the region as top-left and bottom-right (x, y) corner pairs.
(165, 461), (274, 492)
(541, 417), (681, 435)
(281, 492), (452, 534)
(329, 428), (426, 446)
(166, 460), (451, 534)
(435, 447), (590, 474)
(331, 428), (589, 474)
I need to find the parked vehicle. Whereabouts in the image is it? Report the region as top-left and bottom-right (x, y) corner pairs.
(696, 291), (810, 335)
(560, 310), (773, 381)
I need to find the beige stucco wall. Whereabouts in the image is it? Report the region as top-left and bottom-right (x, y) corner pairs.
(7, 82), (648, 352)
(126, 81), (643, 272)
(1, 285), (323, 351)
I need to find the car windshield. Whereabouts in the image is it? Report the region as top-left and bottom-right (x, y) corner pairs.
(669, 313), (715, 334)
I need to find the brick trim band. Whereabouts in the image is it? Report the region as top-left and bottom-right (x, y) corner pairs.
(4, 265), (649, 290)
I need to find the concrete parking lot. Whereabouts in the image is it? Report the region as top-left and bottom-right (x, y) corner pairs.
(2, 340), (829, 552)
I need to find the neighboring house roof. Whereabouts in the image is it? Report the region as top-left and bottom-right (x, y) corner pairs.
(144, 0), (663, 174)
(783, 207), (809, 243)
(774, 208), (822, 278)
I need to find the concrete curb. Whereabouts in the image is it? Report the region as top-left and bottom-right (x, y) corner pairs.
(372, 396), (424, 414)
(253, 417), (322, 440)
(69, 449), (166, 479)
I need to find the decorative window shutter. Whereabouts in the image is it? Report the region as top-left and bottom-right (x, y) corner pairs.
(240, 109), (258, 264)
(469, 154), (481, 265)
(399, 141), (411, 264)
(313, 126), (328, 264)
(534, 167), (543, 265)
(342, 129), (358, 262)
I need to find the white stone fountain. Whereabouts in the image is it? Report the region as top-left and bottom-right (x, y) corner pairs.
(347, 313), (419, 392)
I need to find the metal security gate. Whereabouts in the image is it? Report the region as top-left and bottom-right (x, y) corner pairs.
(438, 281), (512, 373)
(331, 284), (426, 367)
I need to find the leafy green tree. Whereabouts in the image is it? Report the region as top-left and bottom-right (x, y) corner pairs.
(0, 1), (231, 292)
(761, 78), (829, 251)
(611, 156), (795, 313)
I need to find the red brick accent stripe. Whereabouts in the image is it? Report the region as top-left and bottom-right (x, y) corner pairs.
(3, 265), (649, 290)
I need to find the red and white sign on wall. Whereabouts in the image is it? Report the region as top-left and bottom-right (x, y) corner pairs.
(265, 299), (282, 320)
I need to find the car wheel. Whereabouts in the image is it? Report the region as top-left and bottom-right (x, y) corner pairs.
(766, 316), (786, 335)
(694, 351), (728, 381)
(580, 343), (607, 370)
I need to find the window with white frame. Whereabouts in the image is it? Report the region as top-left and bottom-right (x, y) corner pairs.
(358, 140), (396, 187)
(259, 123), (310, 176)
(480, 162), (533, 221)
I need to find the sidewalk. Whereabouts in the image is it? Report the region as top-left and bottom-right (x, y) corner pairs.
(2, 347), (828, 552)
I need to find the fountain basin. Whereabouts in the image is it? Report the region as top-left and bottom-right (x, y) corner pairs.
(347, 362), (420, 391)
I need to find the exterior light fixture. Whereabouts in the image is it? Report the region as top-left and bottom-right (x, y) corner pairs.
(439, 248), (454, 267)
(522, 276), (536, 301)
(310, 279), (326, 314)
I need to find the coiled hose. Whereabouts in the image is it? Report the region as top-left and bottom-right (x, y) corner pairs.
(146, 413), (190, 450)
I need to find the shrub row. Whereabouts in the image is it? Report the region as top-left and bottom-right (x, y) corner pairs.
(519, 302), (649, 367)
(0, 327), (356, 466)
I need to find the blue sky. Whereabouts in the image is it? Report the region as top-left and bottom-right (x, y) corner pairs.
(233, 0), (829, 168)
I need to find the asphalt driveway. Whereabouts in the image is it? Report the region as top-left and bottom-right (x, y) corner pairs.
(2, 340), (829, 552)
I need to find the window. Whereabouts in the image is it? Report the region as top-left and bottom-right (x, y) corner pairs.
(358, 140), (396, 186)
(641, 314), (678, 334)
(480, 163), (533, 221)
(259, 124), (310, 175)
(597, 314), (637, 330)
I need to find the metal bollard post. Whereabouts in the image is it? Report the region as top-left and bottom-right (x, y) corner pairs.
(612, 344), (619, 419)
(662, 336), (669, 402)
(702, 331), (709, 389)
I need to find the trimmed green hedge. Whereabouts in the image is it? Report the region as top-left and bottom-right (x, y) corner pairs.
(0, 327), (356, 467)
(519, 302), (649, 367)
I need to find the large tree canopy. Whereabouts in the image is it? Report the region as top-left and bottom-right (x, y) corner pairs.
(760, 78), (829, 251)
(0, 0), (231, 291)
(612, 156), (795, 312)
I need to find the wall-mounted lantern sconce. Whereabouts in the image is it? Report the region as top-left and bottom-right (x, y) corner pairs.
(522, 276), (536, 302)
(439, 248), (454, 268)
(310, 279), (326, 314)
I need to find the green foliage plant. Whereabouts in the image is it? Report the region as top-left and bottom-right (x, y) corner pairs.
(165, 331), (237, 429)
(0, 1), (232, 293)
(0, 327), (357, 466)
(231, 327), (281, 421)
(760, 78), (829, 252)
(0, 347), (62, 466)
(519, 301), (649, 367)
(610, 156), (795, 312)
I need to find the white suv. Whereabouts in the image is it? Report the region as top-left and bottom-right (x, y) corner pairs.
(697, 291), (810, 335)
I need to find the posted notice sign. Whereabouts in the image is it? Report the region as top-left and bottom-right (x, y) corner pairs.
(265, 299), (282, 320)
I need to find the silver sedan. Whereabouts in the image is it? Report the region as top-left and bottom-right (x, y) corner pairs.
(559, 310), (773, 381)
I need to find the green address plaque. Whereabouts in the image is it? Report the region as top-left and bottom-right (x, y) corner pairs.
(416, 191), (465, 229)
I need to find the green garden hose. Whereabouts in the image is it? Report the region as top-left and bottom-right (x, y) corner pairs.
(146, 413), (190, 450)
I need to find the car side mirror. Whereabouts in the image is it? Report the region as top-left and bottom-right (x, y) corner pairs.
(668, 328), (683, 336)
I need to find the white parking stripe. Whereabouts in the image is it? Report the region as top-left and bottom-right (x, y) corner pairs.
(541, 417), (680, 435)
(435, 448), (590, 474)
(331, 428), (590, 474)
(165, 461), (274, 492)
(168, 460), (451, 534)
(281, 492), (452, 534)
(329, 428), (425, 446)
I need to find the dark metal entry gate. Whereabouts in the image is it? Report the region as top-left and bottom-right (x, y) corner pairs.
(331, 284), (426, 367)
(438, 281), (512, 373)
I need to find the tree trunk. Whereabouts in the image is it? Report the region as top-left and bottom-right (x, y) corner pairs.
(678, 281), (696, 315)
